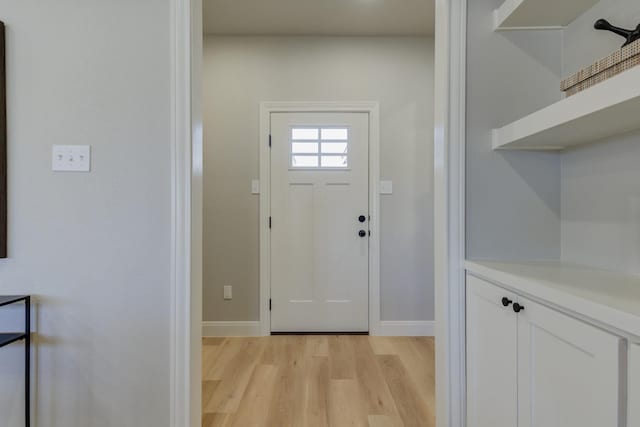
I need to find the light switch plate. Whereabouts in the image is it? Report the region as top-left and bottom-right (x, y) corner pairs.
(52, 145), (91, 172)
(380, 180), (393, 194)
(251, 180), (260, 195)
(223, 285), (233, 300)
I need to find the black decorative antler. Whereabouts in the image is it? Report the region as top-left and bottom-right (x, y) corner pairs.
(595, 19), (640, 48)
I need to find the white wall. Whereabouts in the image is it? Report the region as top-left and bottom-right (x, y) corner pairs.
(560, 0), (640, 275)
(0, 1), (171, 426)
(561, 137), (640, 275)
(203, 36), (435, 322)
(465, 0), (562, 262)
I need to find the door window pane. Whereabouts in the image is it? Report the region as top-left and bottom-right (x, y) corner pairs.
(321, 128), (348, 140)
(292, 142), (319, 154)
(321, 155), (348, 168)
(291, 128), (319, 140)
(321, 142), (348, 154)
(292, 155), (319, 168)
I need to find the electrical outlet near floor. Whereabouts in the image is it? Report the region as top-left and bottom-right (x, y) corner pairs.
(223, 285), (232, 300)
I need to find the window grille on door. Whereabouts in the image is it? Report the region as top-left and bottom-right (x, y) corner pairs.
(290, 127), (349, 169)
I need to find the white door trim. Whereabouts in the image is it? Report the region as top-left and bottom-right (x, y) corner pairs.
(259, 101), (381, 336)
(434, 0), (467, 427)
(173, 3), (465, 427)
(170, 0), (202, 426)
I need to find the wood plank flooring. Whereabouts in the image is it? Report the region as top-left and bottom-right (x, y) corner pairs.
(202, 336), (435, 427)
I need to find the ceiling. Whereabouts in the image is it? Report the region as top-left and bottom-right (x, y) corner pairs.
(203, 0), (435, 36)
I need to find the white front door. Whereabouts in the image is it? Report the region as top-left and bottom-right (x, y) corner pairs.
(270, 112), (369, 332)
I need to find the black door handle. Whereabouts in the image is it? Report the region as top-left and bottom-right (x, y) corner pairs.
(359, 230), (367, 237)
(501, 297), (513, 307)
(358, 215), (367, 223)
(513, 303), (525, 313)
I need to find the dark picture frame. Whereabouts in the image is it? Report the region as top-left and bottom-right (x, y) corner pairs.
(0, 22), (7, 258)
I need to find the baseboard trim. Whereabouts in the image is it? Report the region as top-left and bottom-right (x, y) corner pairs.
(202, 321), (262, 337)
(378, 321), (435, 337)
(202, 320), (435, 337)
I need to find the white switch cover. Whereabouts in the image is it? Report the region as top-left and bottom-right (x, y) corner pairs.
(223, 285), (233, 300)
(251, 180), (260, 194)
(380, 180), (393, 194)
(52, 145), (91, 172)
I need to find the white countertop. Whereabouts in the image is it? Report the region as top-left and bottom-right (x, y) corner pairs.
(465, 260), (640, 337)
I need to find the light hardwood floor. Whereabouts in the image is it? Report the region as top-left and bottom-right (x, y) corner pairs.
(202, 335), (435, 427)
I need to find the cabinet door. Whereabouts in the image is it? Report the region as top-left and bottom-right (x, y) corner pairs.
(466, 274), (518, 427)
(630, 343), (640, 426)
(517, 297), (621, 427)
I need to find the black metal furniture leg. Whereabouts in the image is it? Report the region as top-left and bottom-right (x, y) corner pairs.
(0, 295), (33, 427)
(25, 297), (30, 427)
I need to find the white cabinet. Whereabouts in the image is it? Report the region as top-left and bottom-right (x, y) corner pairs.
(517, 296), (621, 427)
(467, 274), (623, 427)
(466, 275), (518, 427)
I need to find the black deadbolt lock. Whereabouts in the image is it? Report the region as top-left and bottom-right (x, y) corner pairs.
(358, 215), (366, 223)
(359, 230), (367, 237)
(513, 303), (525, 313)
(501, 297), (513, 307)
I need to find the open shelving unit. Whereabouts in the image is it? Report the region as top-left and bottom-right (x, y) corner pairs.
(492, 66), (640, 150)
(0, 332), (27, 348)
(494, 0), (599, 30)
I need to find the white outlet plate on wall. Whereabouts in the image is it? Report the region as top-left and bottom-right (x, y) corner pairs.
(380, 180), (393, 194)
(251, 180), (260, 194)
(52, 145), (91, 172)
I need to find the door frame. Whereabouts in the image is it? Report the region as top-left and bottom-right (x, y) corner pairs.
(171, 0), (467, 425)
(170, 0), (202, 426)
(259, 101), (381, 336)
(433, 1), (467, 427)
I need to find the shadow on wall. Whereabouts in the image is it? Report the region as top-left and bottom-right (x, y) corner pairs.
(499, 30), (564, 80)
(499, 150), (561, 218)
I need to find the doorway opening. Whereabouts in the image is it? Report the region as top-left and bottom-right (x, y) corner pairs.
(198, 0), (438, 425)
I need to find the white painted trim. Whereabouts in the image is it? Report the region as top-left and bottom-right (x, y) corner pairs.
(496, 25), (566, 31)
(493, 66), (640, 150)
(259, 101), (381, 336)
(170, 0), (202, 426)
(434, 0), (467, 427)
(368, 104), (381, 337)
(378, 321), (435, 337)
(259, 106), (271, 337)
(202, 321), (263, 337)
(180, 5), (461, 427)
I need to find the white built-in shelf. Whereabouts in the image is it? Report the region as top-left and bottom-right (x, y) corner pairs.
(492, 66), (640, 150)
(465, 260), (640, 336)
(494, 0), (599, 30)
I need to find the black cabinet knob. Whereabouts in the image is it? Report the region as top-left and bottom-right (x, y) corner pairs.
(513, 303), (525, 313)
(358, 215), (367, 223)
(358, 230), (367, 237)
(501, 297), (513, 307)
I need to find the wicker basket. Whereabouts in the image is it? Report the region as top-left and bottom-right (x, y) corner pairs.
(561, 38), (640, 96)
